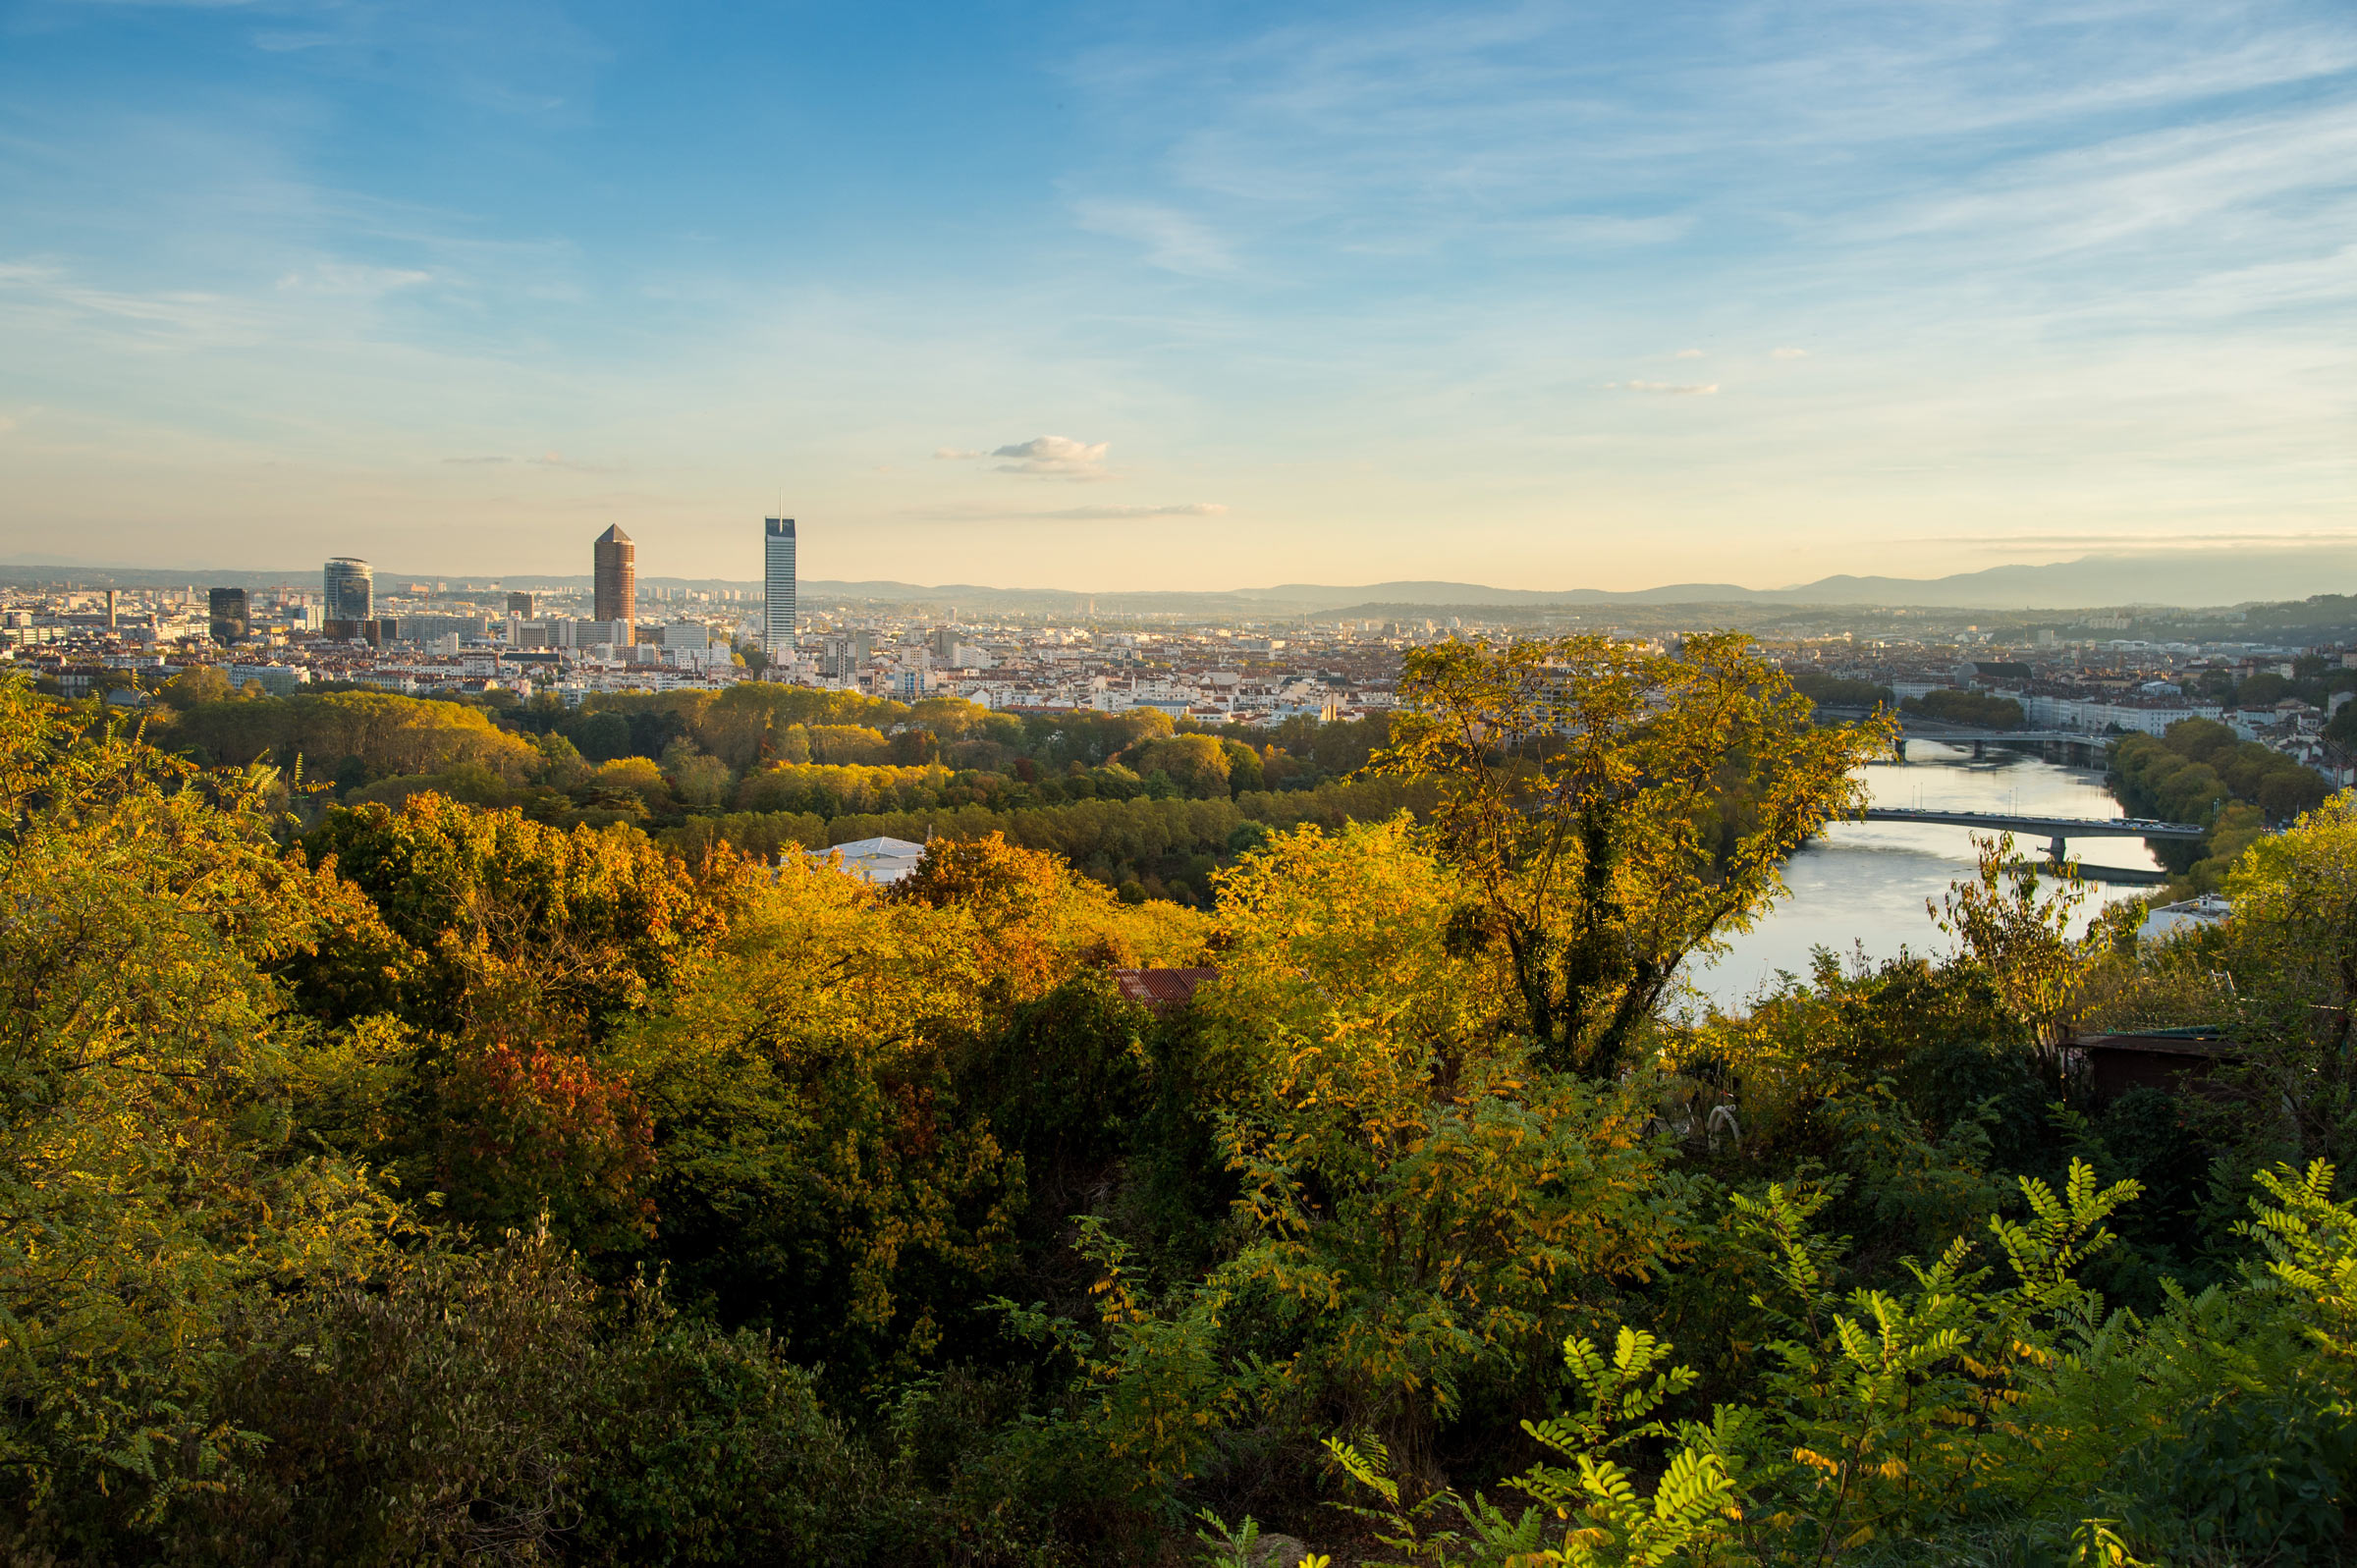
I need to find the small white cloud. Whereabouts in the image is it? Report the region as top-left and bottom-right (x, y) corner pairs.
(1672, 348), (1705, 359)
(988, 435), (1113, 479)
(1626, 381), (1720, 396)
(933, 447), (982, 460)
(1772, 347), (1810, 359)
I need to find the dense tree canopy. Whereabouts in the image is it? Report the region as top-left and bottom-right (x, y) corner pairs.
(1376, 632), (1889, 1075)
(2111, 717), (2331, 892)
(9, 665), (2357, 1566)
(1901, 687), (2026, 729)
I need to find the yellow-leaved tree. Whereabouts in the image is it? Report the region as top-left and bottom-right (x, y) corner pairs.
(1375, 631), (1891, 1076)
(604, 833), (1207, 1387)
(1032, 820), (1694, 1493)
(0, 679), (406, 1526)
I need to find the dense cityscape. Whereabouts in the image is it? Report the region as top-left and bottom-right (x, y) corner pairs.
(7, 514), (2352, 794)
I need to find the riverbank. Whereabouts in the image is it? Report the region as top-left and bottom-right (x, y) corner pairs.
(1691, 742), (2157, 1010)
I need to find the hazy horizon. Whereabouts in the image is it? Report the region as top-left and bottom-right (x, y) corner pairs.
(13, 542), (2357, 616)
(3, 1), (2351, 590)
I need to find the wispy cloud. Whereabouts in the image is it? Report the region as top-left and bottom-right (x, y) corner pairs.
(1034, 503), (1226, 519)
(273, 263), (432, 295)
(1772, 347), (1809, 359)
(1539, 214), (1694, 248)
(1619, 380), (1719, 396)
(439, 451), (618, 473)
(0, 260), (260, 347)
(1071, 199), (1235, 276)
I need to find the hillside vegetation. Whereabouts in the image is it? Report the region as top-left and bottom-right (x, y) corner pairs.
(149, 678), (1398, 904)
(2110, 717), (2331, 892)
(9, 635), (2357, 1566)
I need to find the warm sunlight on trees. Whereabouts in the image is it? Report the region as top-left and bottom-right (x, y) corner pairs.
(1930, 833), (2100, 1070)
(1376, 631), (1890, 1076)
(0, 683), (404, 1521)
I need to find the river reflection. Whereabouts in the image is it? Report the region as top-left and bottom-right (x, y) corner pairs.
(1686, 742), (2158, 1015)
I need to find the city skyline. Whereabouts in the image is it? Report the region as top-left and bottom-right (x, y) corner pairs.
(2, 2), (2352, 590)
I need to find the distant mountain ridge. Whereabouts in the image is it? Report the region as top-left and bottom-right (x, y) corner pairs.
(3, 547), (2349, 613)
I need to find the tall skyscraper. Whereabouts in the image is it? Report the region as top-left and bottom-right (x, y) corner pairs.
(764, 516), (796, 662)
(208, 587), (249, 646)
(506, 590), (536, 619)
(323, 558), (373, 622)
(593, 525), (635, 646)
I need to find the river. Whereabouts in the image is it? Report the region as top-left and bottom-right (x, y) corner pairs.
(1688, 741), (2159, 1014)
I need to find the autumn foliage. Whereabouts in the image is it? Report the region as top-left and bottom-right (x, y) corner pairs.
(8, 643), (2357, 1567)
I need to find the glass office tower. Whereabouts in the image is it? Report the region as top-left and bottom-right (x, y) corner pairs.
(764, 517), (796, 662)
(323, 558), (373, 622)
(207, 587), (249, 646)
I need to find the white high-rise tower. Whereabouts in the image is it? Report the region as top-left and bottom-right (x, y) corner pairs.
(763, 516), (796, 663)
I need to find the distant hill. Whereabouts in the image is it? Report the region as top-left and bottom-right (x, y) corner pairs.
(3, 547), (2349, 613)
(817, 549), (2357, 613)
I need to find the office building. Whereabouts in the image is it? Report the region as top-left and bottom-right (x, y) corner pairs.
(593, 525), (635, 646)
(208, 587), (249, 646)
(557, 619), (631, 650)
(323, 558), (373, 622)
(764, 516), (796, 661)
(817, 629), (874, 679)
(396, 614), (491, 645)
(507, 590), (536, 619)
(226, 664), (307, 696)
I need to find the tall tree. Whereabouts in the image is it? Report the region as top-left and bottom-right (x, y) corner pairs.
(1375, 632), (1889, 1076)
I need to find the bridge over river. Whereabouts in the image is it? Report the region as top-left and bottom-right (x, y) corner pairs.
(1812, 708), (2121, 765)
(1814, 709), (2117, 764)
(1849, 808), (2202, 886)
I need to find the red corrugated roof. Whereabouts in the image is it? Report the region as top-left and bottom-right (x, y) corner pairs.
(1112, 967), (1220, 1011)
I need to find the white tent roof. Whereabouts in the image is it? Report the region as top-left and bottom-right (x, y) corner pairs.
(808, 836), (929, 885)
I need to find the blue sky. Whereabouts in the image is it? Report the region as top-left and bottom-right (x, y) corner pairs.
(0, 0), (2351, 589)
